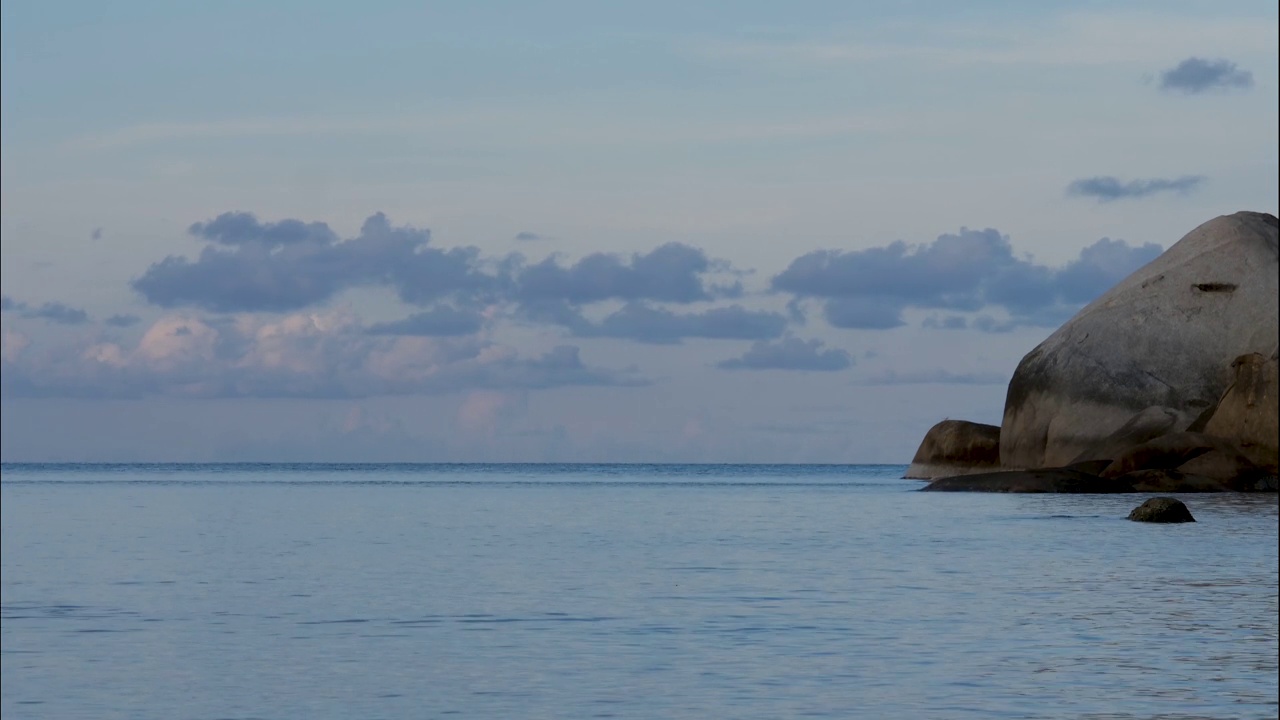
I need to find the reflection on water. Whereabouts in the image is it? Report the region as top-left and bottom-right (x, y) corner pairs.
(2, 464), (1277, 720)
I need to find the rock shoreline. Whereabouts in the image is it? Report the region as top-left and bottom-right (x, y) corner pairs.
(908, 211), (1279, 493)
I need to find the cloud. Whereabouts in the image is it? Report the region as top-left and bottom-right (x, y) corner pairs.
(366, 307), (486, 337)
(820, 298), (907, 330)
(717, 336), (852, 371)
(570, 303), (787, 344)
(1, 311), (644, 399)
(104, 314), (142, 328)
(1066, 175), (1205, 202)
(456, 390), (527, 435)
(133, 212), (745, 326)
(1053, 237), (1164, 303)
(1, 297), (90, 325)
(133, 212), (505, 313)
(189, 211), (339, 246)
(513, 231), (544, 242)
(91, 227), (104, 241)
(860, 369), (1008, 385)
(515, 242), (740, 305)
(1159, 57), (1254, 93)
(772, 229), (1162, 331)
(2, 327), (29, 363)
(922, 315), (968, 330)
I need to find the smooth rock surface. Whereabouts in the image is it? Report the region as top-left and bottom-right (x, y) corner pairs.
(904, 419), (1001, 479)
(1127, 497), (1196, 523)
(1068, 406), (1189, 464)
(1202, 351), (1279, 474)
(1001, 211), (1279, 469)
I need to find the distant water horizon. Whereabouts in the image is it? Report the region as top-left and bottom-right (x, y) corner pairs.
(4, 463), (1276, 719)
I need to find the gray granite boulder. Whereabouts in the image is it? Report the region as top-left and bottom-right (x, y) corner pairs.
(904, 419), (1001, 479)
(1000, 211), (1279, 469)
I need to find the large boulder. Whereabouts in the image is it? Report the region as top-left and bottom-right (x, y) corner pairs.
(904, 419), (1001, 479)
(1201, 352), (1279, 473)
(1001, 211), (1279, 469)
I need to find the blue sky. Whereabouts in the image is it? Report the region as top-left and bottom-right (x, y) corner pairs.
(2, 0), (1277, 461)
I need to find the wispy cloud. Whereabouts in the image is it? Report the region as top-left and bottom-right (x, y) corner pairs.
(572, 304), (787, 345)
(717, 336), (852, 372)
(104, 314), (142, 328)
(1159, 57), (1254, 93)
(1, 312), (646, 399)
(860, 369), (1008, 386)
(693, 12), (1278, 69)
(1, 296), (90, 325)
(366, 307), (487, 337)
(1066, 175), (1205, 202)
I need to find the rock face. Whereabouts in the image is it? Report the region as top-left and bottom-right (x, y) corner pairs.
(1068, 406), (1190, 464)
(1100, 432), (1225, 478)
(1115, 469), (1228, 493)
(1001, 211), (1279, 469)
(1201, 352), (1279, 474)
(904, 420), (1001, 479)
(1127, 497), (1195, 523)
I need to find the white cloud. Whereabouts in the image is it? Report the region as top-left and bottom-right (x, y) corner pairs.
(3, 311), (641, 399)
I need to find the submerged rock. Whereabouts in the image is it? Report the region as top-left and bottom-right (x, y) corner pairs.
(1000, 211), (1279, 469)
(1127, 497), (1196, 523)
(904, 419), (1001, 479)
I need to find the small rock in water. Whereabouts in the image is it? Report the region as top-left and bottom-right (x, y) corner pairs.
(1127, 497), (1196, 523)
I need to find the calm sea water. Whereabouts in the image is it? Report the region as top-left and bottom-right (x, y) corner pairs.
(1, 464), (1276, 720)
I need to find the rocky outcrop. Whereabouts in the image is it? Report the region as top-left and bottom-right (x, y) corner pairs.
(1200, 352), (1279, 474)
(921, 467), (1125, 493)
(1127, 497), (1195, 523)
(904, 420), (1001, 479)
(1000, 211), (1279, 469)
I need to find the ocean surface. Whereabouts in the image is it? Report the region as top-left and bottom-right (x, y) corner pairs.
(1, 463), (1276, 720)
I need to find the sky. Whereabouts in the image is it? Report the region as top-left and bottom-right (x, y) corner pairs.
(1, 0), (1277, 462)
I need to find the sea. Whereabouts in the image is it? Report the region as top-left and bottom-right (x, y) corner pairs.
(1, 463), (1276, 720)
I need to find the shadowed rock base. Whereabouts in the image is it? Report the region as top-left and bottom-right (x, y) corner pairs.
(920, 466), (1242, 493)
(921, 468), (1127, 493)
(1128, 497), (1196, 523)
